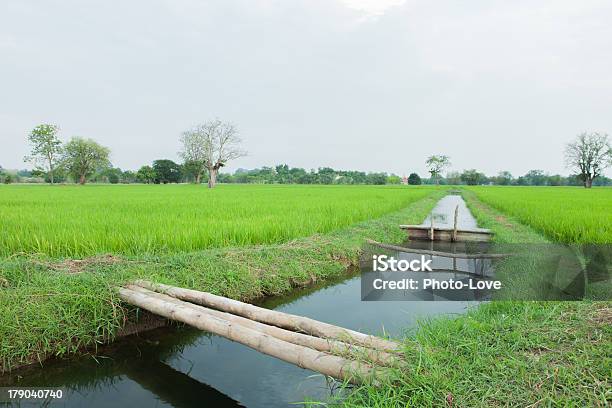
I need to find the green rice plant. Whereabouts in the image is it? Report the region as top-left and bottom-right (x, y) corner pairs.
(467, 186), (612, 244)
(0, 184), (439, 257)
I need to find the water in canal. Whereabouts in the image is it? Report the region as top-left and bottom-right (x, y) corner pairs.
(1, 195), (487, 407)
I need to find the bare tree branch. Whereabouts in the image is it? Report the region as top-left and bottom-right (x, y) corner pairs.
(179, 119), (247, 187)
(564, 132), (612, 188)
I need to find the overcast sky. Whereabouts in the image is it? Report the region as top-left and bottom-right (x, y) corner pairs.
(1, 0), (611, 177)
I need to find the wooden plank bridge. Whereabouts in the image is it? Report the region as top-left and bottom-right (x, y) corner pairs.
(119, 280), (401, 385)
(400, 204), (493, 242)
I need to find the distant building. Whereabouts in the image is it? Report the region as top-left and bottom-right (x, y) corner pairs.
(401, 175), (408, 185)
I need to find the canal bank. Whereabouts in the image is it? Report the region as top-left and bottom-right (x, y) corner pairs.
(0, 191), (446, 373)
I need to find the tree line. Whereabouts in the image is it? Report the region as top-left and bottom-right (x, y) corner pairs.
(1, 122), (610, 188)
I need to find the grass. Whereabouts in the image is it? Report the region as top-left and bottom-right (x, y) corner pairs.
(0, 187), (446, 372)
(467, 186), (612, 244)
(339, 301), (610, 407)
(0, 184), (438, 257)
(337, 189), (611, 407)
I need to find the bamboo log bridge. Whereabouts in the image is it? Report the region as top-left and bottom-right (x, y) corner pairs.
(118, 280), (402, 384)
(400, 225), (492, 242)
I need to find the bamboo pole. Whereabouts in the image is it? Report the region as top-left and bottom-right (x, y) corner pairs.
(134, 280), (401, 352)
(452, 205), (459, 242)
(126, 285), (402, 368)
(118, 287), (385, 384)
(429, 216), (435, 241)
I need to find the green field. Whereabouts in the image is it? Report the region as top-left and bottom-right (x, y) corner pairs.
(0, 184), (437, 257)
(468, 186), (612, 243)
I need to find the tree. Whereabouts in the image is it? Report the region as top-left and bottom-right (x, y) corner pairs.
(152, 159), (181, 184)
(121, 170), (137, 184)
(365, 172), (387, 185)
(62, 137), (111, 184)
(460, 169), (486, 185)
(494, 171), (513, 185)
(24, 124), (63, 184)
(275, 164), (291, 184)
(445, 171), (461, 185)
(548, 174), (563, 186)
(386, 175), (401, 184)
(317, 167), (336, 184)
(425, 155), (451, 185)
(179, 130), (207, 184)
(136, 165), (156, 184)
(407, 173), (422, 185)
(179, 119), (246, 188)
(524, 170), (547, 186)
(182, 160), (207, 183)
(565, 132), (612, 188)
(103, 167), (122, 184)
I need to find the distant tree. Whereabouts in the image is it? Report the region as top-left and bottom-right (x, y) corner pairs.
(179, 130), (207, 184)
(104, 167), (122, 184)
(136, 165), (156, 184)
(180, 119), (246, 188)
(0, 167), (13, 184)
(494, 171), (513, 185)
(182, 160), (207, 183)
(317, 167), (336, 184)
(289, 167), (311, 184)
(275, 164), (291, 184)
(121, 170), (137, 184)
(153, 159), (181, 184)
(593, 175), (612, 186)
(565, 132), (612, 188)
(62, 137), (111, 185)
(445, 171), (462, 185)
(460, 169), (486, 185)
(386, 175), (401, 184)
(24, 124), (63, 184)
(17, 169), (33, 177)
(407, 173), (422, 185)
(216, 172), (235, 183)
(365, 172), (387, 185)
(426, 155), (451, 185)
(257, 167), (276, 184)
(548, 174), (563, 186)
(524, 170), (547, 186)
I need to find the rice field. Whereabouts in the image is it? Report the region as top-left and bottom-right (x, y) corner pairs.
(0, 184), (437, 257)
(468, 186), (612, 243)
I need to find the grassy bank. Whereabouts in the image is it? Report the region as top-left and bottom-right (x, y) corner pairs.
(339, 191), (610, 407)
(0, 188), (445, 372)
